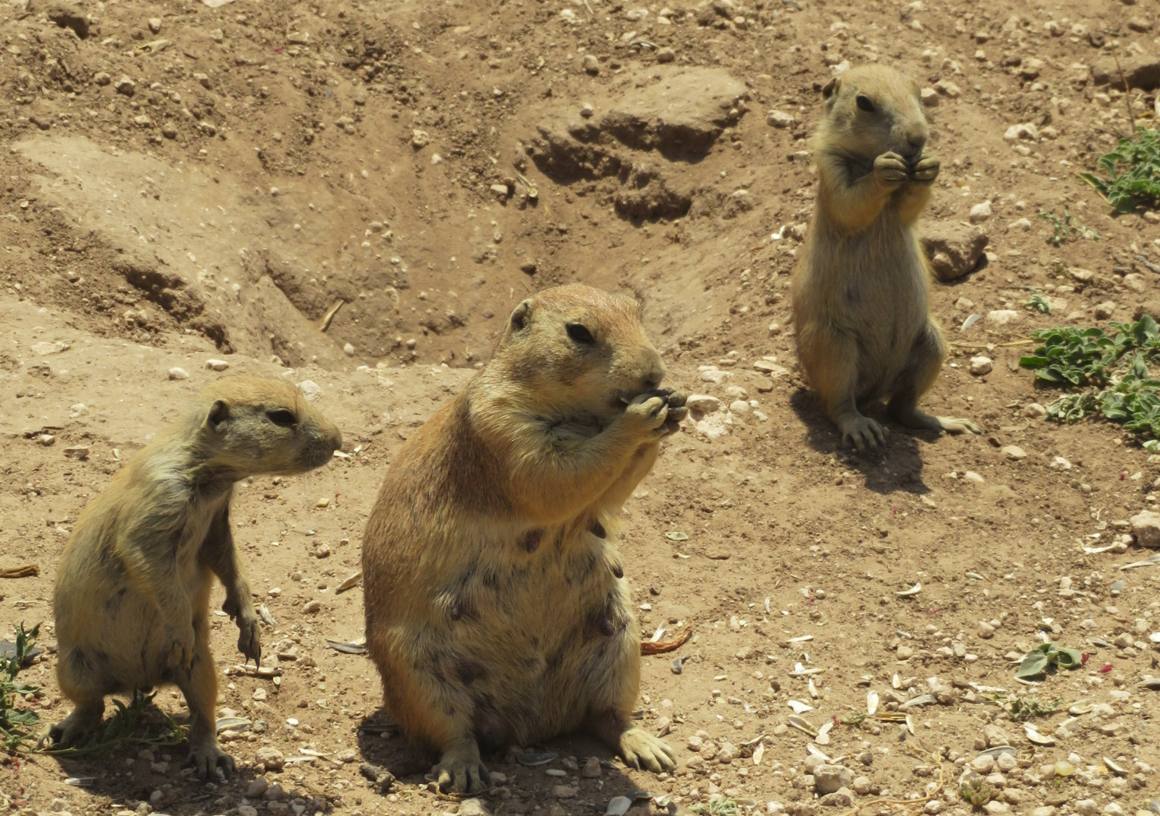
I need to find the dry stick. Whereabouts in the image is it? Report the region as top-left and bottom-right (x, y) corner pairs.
(0, 564), (38, 578)
(640, 626), (691, 655)
(1114, 52), (1137, 135)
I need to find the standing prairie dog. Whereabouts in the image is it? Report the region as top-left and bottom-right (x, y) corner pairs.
(49, 377), (342, 779)
(362, 284), (685, 794)
(791, 64), (981, 452)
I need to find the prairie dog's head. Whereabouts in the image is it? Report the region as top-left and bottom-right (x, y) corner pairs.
(817, 65), (929, 161)
(188, 376), (343, 476)
(489, 284), (666, 417)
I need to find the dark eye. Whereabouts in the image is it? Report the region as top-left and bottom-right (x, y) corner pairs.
(856, 94), (875, 112)
(266, 409), (297, 427)
(566, 323), (595, 344)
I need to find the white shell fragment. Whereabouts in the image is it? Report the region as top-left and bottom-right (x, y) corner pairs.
(788, 700), (813, 714)
(806, 743), (832, 762)
(753, 742), (765, 765)
(1103, 757), (1127, 775)
(867, 691), (879, 715)
(816, 720), (833, 745)
(787, 714), (818, 737)
(897, 582), (922, 597)
(1024, 723), (1056, 745)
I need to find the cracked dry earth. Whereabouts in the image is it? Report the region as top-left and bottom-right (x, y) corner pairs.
(2, 0), (1160, 815)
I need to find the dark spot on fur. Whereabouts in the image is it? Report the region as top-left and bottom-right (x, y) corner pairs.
(69, 650), (92, 674)
(450, 600), (463, 621)
(609, 561), (624, 579)
(455, 659), (484, 685)
(588, 518), (606, 539)
(105, 587), (128, 610)
(519, 529), (543, 553)
(584, 596), (616, 641)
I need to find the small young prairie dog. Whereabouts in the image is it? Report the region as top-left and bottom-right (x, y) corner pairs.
(791, 64), (980, 452)
(49, 376), (341, 779)
(362, 283), (685, 794)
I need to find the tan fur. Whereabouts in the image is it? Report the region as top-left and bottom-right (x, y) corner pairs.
(362, 284), (685, 794)
(791, 64), (981, 452)
(49, 377), (342, 779)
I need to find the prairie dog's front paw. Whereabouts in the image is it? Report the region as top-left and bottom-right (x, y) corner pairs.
(623, 393), (669, 438)
(237, 611), (261, 665)
(873, 152), (909, 189)
(910, 154), (940, 183)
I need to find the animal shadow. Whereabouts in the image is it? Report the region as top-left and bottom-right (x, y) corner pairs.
(356, 711), (661, 806)
(41, 704), (265, 816)
(789, 388), (933, 495)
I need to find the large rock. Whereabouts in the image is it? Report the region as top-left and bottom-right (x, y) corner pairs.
(922, 224), (989, 282)
(1092, 55), (1160, 90)
(1130, 509), (1160, 548)
(814, 764), (854, 795)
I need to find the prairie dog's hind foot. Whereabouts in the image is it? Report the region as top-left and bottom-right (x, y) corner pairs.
(836, 412), (887, 453)
(618, 727), (677, 773)
(187, 735), (235, 781)
(429, 739), (490, 795)
(43, 704), (103, 749)
(889, 405), (981, 436)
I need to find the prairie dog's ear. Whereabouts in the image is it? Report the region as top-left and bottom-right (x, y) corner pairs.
(821, 76), (840, 99)
(509, 299), (533, 332)
(207, 399), (230, 432)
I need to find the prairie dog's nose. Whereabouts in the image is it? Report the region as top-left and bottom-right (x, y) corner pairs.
(643, 355), (666, 392)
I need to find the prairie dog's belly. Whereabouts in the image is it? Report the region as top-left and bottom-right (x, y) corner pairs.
(430, 523), (630, 736)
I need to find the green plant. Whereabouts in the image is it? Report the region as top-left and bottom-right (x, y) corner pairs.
(1026, 291), (1052, 314)
(44, 688), (187, 758)
(1020, 317), (1160, 446)
(1008, 695), (1063, 722)
(961, 775), (996, 808)
(1079, 128), (1160, 213)
(690, 799), (740, 816)
(1038, 210), (1099, 247)
(1015, 643), (1084, 681)
(1, 623), (42, 752)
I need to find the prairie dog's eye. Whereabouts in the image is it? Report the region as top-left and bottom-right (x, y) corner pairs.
(266, 409), (297, 427)
(856, 94), (875, 113)
(566, 323), (595, 344)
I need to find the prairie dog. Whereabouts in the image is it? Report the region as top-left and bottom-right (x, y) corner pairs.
(790, 64), (980, 452)
(49, 377), (342, 779)
(362, 284), (685, 794)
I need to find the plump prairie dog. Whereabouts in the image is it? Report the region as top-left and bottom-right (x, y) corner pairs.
(362, 283), (686, 794)
(49, 376), (342, 779)
(791, 64), (981, 452)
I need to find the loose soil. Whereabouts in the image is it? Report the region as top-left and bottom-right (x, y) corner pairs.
(1, 0), (1159, 815)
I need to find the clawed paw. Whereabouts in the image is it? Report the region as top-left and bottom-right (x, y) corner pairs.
(187, 741), (235, 782)
(619, 728), (676, 773)
(838, 415), (887, 453)
(910, 155), (940, 183)
(873, 152), (909, 188)
(429, 756), (491, 795)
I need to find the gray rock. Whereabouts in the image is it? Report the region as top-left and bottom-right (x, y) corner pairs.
(1092, 55), (1160, 90)
(1131, 509), (1160, 548)
(814, 764), (854, 795)
(922, 224), (989, 282)
(459, 799), (491, 816)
